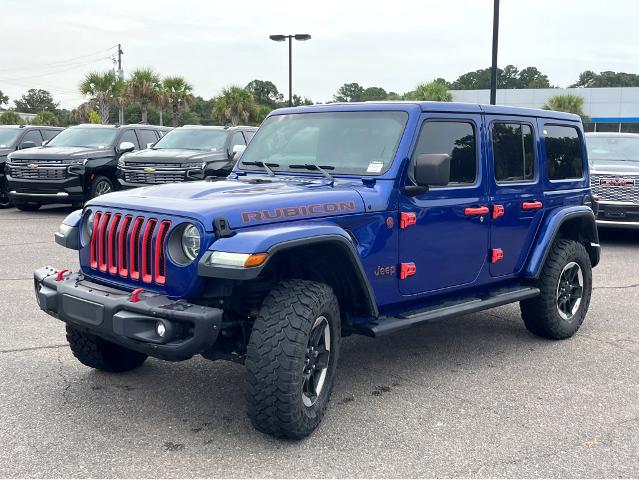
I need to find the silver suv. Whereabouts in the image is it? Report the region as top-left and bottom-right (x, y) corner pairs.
(586, 132), (639, 228)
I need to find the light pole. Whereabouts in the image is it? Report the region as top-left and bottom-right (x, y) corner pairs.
(490, 0), (500, 105)
(269, 34), (311, 107)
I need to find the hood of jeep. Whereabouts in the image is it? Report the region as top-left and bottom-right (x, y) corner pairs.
(86, 177), (366, 230)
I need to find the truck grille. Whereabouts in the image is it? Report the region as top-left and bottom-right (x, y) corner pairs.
(89, 211), (171, 285)
(123, 170), (187, 184)
(590, 174), (639, 204)
(9, 165), (67, 180)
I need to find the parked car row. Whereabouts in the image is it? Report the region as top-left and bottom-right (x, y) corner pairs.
(1, 123), (255, 210)
(3, 123), (639, 232)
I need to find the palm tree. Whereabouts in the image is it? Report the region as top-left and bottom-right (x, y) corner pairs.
(213, 86), (258, 126)
(155, 86), (169, 126)
(126, 68), (161, 124)
(404, 81), (452, 102)
(79, 71), (119, 124)
(543, 94), (589, 121)
(163, 76), (194, 127)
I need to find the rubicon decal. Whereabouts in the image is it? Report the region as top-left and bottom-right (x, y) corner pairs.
(241, 201), (357, 223)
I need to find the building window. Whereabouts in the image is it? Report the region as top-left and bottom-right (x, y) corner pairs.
(544, 125), (584, 181)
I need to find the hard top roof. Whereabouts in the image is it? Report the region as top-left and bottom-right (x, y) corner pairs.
(0, 124), (64, 129)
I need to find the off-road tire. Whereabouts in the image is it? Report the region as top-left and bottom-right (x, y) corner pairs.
(520, 239), (592, 340)
(245, 279), (341, 439)
(14, 201), (41, 211)
(89, 176), (114, 199)
(66, 325), (147, 372)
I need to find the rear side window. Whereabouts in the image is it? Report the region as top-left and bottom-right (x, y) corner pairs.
(492, 122), (535, 183)
(42, 129), (61, 141)
(244, 130), (256, 143)
(412, 121), (476, 185)
(544, 125), (584, 180)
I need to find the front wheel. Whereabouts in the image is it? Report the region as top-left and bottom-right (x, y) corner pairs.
(90, 176), (114, 199)
(520, 239), (592, 339)
(245, 279), (341, 439)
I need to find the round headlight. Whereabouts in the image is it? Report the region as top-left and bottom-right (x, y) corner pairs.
(81, 210), (95, 246)
(181, 224), (200, 261)
(87, 211), (95, 235)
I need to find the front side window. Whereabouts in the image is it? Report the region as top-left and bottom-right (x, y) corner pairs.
(411, 120), (477, 185)
(137, 129), (158, 148)
(119, 130), (139, 150)
(240, 111), (408, 175)
(153, 129), (228, 151)
(492, 122), (535, 183)
(22, 130), (43, 146)
(586, 136), (639, 163)
(544, 125), (584, 180)
(47, 128), (117, 149)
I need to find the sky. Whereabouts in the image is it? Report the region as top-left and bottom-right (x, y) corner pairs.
(2, 0), (639, 109)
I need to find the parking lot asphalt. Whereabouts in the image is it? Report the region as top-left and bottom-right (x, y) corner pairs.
(0, 205), (637, 478)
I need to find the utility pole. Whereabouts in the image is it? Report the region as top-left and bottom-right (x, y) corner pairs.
(490, 0), (500, 105)
(288, 37), (293, 107)
(117, 43), (124, 124)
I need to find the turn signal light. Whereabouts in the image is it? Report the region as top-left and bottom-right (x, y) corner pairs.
(244, 253), (268, 267)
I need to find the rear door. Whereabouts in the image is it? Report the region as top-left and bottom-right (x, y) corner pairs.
(487, 116), (544, 276)
(398, 113), (490, 295)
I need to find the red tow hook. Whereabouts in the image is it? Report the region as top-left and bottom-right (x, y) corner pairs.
(56, 269), (70, 281)
(130, 288), (145, 303)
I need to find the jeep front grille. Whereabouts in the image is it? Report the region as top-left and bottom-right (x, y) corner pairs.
(590, 174), (639, 204)
(89, 211), (171, 285)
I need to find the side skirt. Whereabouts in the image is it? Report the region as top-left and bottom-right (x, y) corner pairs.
(355, 286), (540, 337)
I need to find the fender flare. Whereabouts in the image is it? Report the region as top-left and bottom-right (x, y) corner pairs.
(198, 223), (379, 317)
(524, 206), (600, 278)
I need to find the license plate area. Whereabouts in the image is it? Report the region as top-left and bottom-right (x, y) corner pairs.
(604, 206), (627, 218)
(61, 294), (104, 326)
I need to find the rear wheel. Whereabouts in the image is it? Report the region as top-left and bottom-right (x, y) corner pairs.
(90, 176), (113, 199)
(0, 183), (11, 209)
(245, 279), (340, 439)
(66, 325), (147, 372)
(14, 201), (41, 211)
(520, 239), (592, 339)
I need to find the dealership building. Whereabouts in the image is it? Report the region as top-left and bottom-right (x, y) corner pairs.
(451, 87), (639, 133)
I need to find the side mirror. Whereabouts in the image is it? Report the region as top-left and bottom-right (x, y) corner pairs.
(406, 154), (450, 196)
(146, 142), (155, 149)
(42, 140), (49, 147)
(19, 141), (37, 149)
(118, 141), (135, 154)
(231, 144), (246, 161)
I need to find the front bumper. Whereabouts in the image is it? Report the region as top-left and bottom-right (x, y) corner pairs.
(7, 173), (85, 204)
(596, 201), (639, 229)
(34, 267), (223, 361)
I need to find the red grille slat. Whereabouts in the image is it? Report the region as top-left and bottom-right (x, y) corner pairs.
(118, 215), (132, 277)
(129, 217), (144, 281)
(154, 221), (171, 285)
(97, 213), (111, 272)
(89, 211), (102, 269)
(107, 214), (121, 275)
(141, 219), (157, 284)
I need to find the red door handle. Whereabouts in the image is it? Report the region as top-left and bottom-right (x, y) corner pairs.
(464, 206), (490, 216)
(522, 201), (543, 210)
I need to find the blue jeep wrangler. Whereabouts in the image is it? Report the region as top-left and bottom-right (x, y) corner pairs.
(35, 102), (600, 438)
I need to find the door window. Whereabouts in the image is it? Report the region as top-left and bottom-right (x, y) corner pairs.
(119, 129), (140, 150)
(21, 129), (43, 146)
(137, 129), (158, 148)
(492, 122), (535, 183)
(544, 125), (584, 180)
(229, 132), (246, 149)
(411, 121), (476, 186)
(42, 129), (61, 141)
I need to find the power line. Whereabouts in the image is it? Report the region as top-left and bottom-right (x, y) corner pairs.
(0, 56), (113, 82)
(0, 45), (118, 73)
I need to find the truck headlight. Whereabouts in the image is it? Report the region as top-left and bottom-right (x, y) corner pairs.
(181, 224), (201, 261)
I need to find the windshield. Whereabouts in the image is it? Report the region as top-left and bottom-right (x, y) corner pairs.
(47, 128), (117, 149)
(0, 129), (20, 148)
(587, 136), (639, 162)
(153, 129), (228, 151)
(240, 111), (408, 175)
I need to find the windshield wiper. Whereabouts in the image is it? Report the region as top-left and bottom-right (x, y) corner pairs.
(289, 164), (335, 185)
(241, 161), (279, 177)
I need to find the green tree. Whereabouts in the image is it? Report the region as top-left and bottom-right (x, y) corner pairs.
(404, 81), (452, 101)
(126, 68), (161, 124)
(450, 65), (552, 90)
(518, 67), (551, 88)
(246, 80), (283, 108)
(31, 111), (58, 126)
(290, 94), (314, 107)
(188, 96), (215, 125)
(70, 102), (95, 124)
(360, 87), (388, 101)
(80, 71), (121, 124)
(570, 70), (639, 88)
(14, 89), (59, 113)
(0, 90), (8, 107)
(334, 82), (365, 102)
(0, 111), (23, 125)
(163, 76), (194, 127)
(543, 94), (589, 121)
(212, 86), (258, 126)
(88, 111), (101, 124)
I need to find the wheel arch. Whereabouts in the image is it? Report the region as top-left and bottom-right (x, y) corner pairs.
(524, 206), (600, 278)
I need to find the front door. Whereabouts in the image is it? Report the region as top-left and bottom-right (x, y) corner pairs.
(487, 116), (544, 277)
(398, 114), (489, 295)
